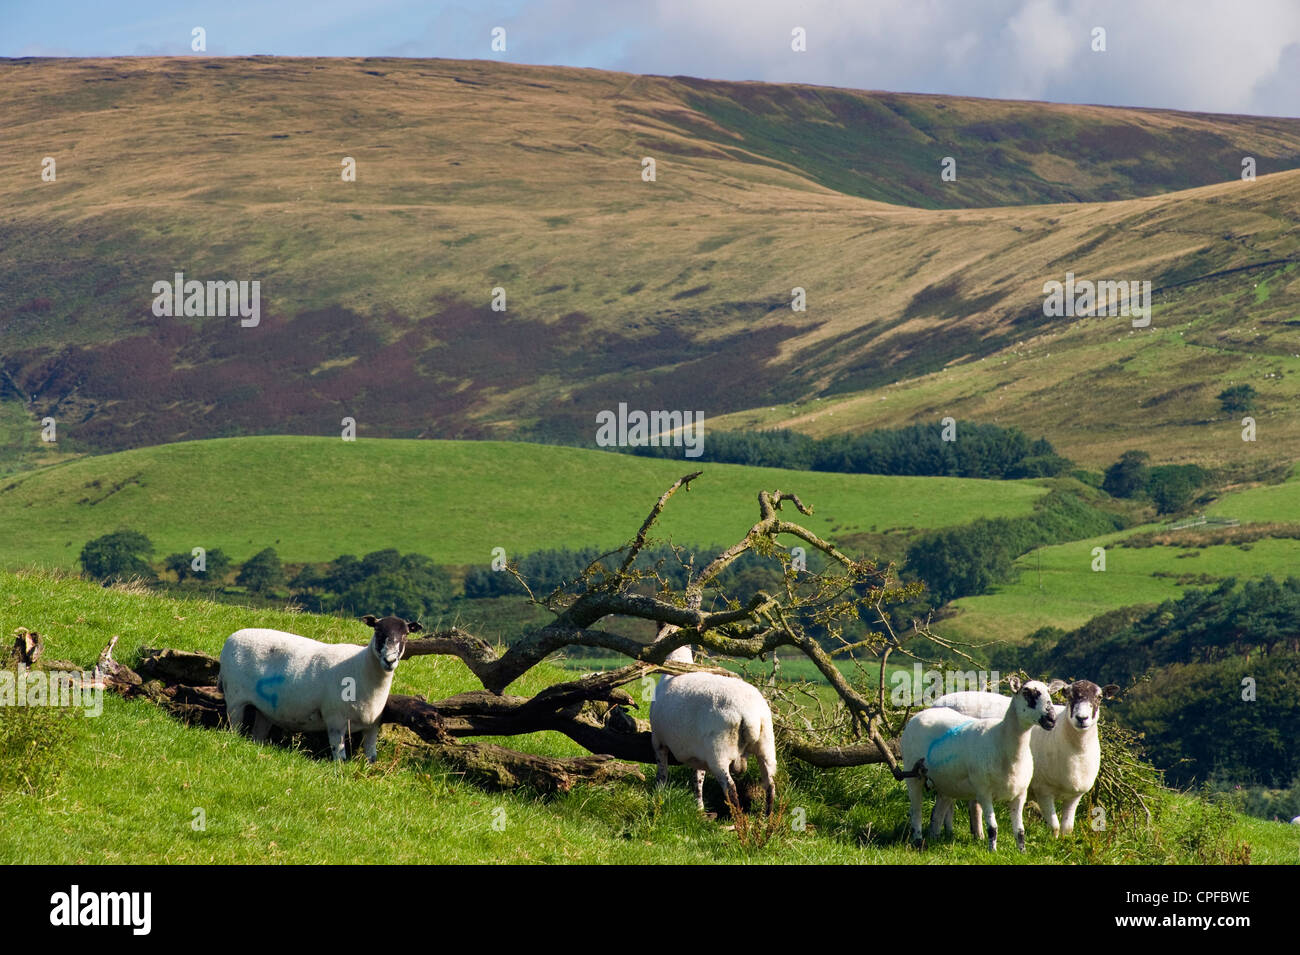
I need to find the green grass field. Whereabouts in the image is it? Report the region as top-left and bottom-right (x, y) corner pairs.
(946, 529), (1300, 648)
(1209, 465), (1300, 523)
(1, 569), (1293, 864)
(0, 435), (1047, 569)
(938, 462), (1300, 648)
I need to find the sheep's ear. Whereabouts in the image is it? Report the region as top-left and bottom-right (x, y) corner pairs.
(1101, 683), (1121, 699)
(1006, 674), (1022, 692)
(406, 620), (422, 633)
(1047, 678), (1069, 693)
(362, 614), (378, 627)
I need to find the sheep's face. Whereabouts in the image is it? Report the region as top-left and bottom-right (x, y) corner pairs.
(1064, 680), (1120, 731)
(1014, 681), (1057, 731)
(362, 615), (421, 672)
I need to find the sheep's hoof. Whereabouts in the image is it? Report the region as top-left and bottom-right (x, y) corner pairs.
(702, 811), (719, 822)
(910, 836), (924, 850)
(1016, 832), (1026, 852)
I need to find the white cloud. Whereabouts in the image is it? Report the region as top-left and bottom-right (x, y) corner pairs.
(492, 0), (1300, 115)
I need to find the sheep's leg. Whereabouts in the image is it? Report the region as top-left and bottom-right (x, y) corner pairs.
(1010, 791), (1027, 852)
(652, 739), (672, 789)
(1059, 794), (1083, 835)
(1039, 791), (1061, 836)
(969, 801), (984, 840)
(929, 795), (952, 838)
(362, 725), (379, 763)
(690, 769), (706, 811)
(225, 701), (246, 734)
(756, 728), (777, 816)
(758, 754), (776, 816)
(250, 709), (273, 743)
(980, 796), (998, 851)
(906, 777), (925, 847)
(710, 759), (740, 813)
(326, 724), (348, 762)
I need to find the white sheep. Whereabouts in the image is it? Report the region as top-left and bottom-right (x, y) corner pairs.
(933, 679), (1119, 837)
(218, 614), (420, 762)
(649, 644), (778, 814)
(902, 677), (1057, 851)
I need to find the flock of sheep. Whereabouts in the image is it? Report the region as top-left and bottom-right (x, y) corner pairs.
(217, 619), (1117, 851)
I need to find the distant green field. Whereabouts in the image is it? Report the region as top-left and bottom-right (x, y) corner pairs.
(0, 436), (1046, 570)
(946, 526), (1300, 648)
(1208, 465), (1300, 524)
(2, 569), (1290, 864)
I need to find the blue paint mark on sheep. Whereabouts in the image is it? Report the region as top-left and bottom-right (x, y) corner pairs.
(255, 675), (285, 710)
(926, 719), (976, 770)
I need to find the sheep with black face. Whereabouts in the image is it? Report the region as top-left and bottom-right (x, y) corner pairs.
(218, 614), (420, 762)
(934, 679), (1120, 837)
(902, 676), (1057, 851)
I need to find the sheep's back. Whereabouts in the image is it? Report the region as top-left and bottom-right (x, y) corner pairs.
(931, 690), (1011, 719)
(902, 706), (979, 768)
(222, 629), (357, 678)
(220, 629), (364, 727)
(903, 707), (1017, 799)
(651, 674), (768, 761)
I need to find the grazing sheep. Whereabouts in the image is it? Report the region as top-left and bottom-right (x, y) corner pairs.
(650, 644), (778, 814)
(933, 679), (1120, 837)
(218, 614), (420, 762)
(902, 677), (1057, 851)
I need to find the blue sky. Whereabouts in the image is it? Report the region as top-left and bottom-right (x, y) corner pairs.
(3, 0), (1298, 116)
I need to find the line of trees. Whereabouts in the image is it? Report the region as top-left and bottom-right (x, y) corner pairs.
(617, 421), (1073, 479)
(77, 532), (453, 621)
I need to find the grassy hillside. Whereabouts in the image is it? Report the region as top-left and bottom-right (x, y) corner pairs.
(1208, 464), (1300, 522)
(938, 466), (1300, 645)
(2, 58), (1299, 467)
(0, 435), (1046, 569)
(1, 569), (1290, 864)
(712, 256), (1300, 472)
(946, 530), (1300, 646)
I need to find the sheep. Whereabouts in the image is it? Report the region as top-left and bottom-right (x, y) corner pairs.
(902, 677), (1057, 851)
(218, 614), (420, 762)
(933, 679), (1120, 837)
(649, 644), (778, 814)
